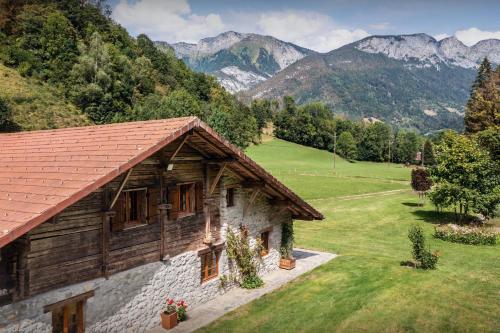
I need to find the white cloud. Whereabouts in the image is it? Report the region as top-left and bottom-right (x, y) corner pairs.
(369, 22), (390, 30)
(112, 2), (368, 52)
(454, 27), (500, 46)
(433, 33), (450, 41)
(112, 0), (225, 42)
(256, 11), (369, 52)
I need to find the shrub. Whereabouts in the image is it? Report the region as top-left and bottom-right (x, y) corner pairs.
(280, 222), (295, 259)
(408, 225), (439, 269)
(226, 228), (264, 289)
(434, 225), (497, 245)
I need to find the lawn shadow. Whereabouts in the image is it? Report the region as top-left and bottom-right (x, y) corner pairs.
(402, 202), (421, 207)
(411, 210), (458, 225)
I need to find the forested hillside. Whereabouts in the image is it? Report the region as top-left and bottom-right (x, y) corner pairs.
(0, 0), (259, 147)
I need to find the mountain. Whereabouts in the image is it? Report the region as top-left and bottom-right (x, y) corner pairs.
(244, 34), (500, 132)
(156, 31), (315, 92)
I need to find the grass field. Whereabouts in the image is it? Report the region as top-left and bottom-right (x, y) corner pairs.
(199, 138), (500, 333)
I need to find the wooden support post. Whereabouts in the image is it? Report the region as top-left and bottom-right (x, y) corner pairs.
(109, 168), (133, 210)
(102, 211), (114, 279)
(209, 162), (227, 196)
(244, 189), (261, 218)
(203, 163), (212, 244)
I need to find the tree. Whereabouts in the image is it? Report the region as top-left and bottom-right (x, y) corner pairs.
(69, 31), (134, 123)
(337, 131), (357, 160)
(39, 11), (78, 82)
(411, 168), (432, 205)
(465, 58), (499, 133)
(429, 131), (500, 221)
(0, 96), (12, 130)
(250, 99), (273, 135)
(394, 130), (419, 164)
(358, 122), (392, 162)
(422, 139), (436, 166)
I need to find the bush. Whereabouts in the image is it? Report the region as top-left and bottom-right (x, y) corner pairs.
(226, 228), (264, 289)
(408, 225), (439, 269)
(434, 225), (497, 245)
(280, 222), (294, 259)
(241, 275), (264, 289)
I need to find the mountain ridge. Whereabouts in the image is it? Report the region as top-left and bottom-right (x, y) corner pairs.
(155, 31), (315, 92)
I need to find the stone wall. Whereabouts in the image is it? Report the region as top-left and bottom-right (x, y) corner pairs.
(0, 177), (291, 333)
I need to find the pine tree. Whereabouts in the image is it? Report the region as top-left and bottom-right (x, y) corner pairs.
(472, 57), (492, 93)
(422, 139), (436, 166)
(465, 58), (499, 134)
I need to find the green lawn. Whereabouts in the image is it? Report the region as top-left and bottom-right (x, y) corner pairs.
(199, 138), (500, 333)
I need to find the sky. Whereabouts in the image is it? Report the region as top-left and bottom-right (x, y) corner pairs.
(110, 0), (500, 52)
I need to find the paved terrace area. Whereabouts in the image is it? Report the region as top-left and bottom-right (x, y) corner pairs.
(149, 248), (337, 333)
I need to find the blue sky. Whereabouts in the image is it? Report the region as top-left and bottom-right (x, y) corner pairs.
(110, 0), (500, 52)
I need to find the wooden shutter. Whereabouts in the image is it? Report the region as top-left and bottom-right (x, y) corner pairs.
(111, 192), (126, 231)
(147, 187), (160, 224)
(167, 185), (179, 220)
(195, 181), (204, 213)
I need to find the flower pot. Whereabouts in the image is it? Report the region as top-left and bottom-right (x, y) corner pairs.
(279, 258), (296, 270)
(161, 311), (178, 330)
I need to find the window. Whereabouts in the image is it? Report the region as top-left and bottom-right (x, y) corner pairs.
(260, 231), (270, 257)
(45, 291), (94, 333)
(226, 188), (235, 207)
(178, 183), (195, 217)
(52, 301), (84, 333)
(200, 250), (220, 282)
(123, 188), (147, 229)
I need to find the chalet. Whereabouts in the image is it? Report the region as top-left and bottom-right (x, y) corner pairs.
(0, 117), (322, 332)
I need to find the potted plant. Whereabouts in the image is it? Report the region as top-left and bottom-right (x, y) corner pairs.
(279, 222), (296, 270)
(176, 300), (188, 322)
(160, 298), (178, 329)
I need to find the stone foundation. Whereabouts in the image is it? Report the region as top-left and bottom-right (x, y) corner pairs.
(0, 182), (290, 333)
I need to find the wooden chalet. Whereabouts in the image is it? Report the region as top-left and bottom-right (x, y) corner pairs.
(0, 117), (322, 332)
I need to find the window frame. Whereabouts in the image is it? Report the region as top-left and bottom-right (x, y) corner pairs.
(44, 291), (94, 333)
(177, 182), (196, 218)
(226, 187), (235, 207)
(260, 231), (270, 257)
(200, 250), (221, 283)
(122, 188), (148, 229)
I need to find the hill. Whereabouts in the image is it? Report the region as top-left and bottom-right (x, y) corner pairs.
(157, 31), (314, 92)
(0, 1), (258, 147)
(244, 34), (500, 132)
(0, 63), (90, 130)
(200, 136), (500, 332)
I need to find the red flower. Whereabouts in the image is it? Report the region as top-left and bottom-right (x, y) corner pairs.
(167, 299), (174, 305)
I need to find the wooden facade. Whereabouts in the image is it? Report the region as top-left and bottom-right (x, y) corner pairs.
(0, 138), (227, 302)
(0, 118), (322, 331)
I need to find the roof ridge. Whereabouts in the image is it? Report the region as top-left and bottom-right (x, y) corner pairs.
(0, 116), (199, 137)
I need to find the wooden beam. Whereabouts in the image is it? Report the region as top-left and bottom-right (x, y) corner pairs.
(203, 163), (213, 244)
(241, 180), (265, 188)
(202, 158), (236, 164)
(192, 132), (228, 157)
(167, 134), (190, 163)
(44, 291), (95, 313)
(109, 168), (133, 210)
(184, 141), (210, 158)
(244, 189), (261, 218)
(209, 163), (227, 195)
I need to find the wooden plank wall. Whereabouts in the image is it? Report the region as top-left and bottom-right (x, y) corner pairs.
(16, 143), (224, 298)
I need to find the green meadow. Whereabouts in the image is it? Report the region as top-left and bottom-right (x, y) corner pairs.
(199, 138), (500, 333)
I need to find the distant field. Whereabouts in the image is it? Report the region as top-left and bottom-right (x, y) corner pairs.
(246, 138), (410, 200)
(199, 138), (500, 333)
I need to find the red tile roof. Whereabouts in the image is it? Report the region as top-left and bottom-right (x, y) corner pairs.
(0, 117), (322, 247)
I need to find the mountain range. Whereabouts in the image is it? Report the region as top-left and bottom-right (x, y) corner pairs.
(156, 31), (314, 92)
(157, 32), (500, 132)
